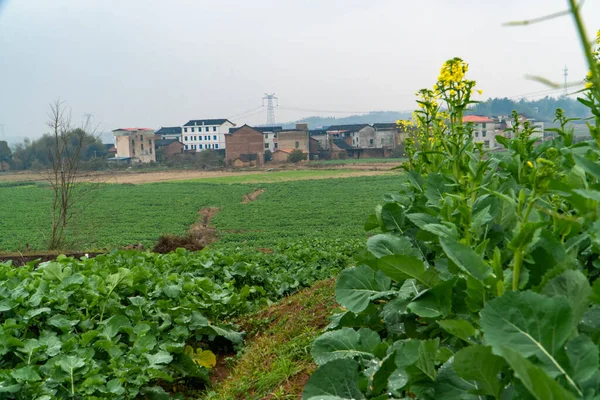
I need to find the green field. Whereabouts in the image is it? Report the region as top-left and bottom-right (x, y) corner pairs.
(0, 174), (401, 252)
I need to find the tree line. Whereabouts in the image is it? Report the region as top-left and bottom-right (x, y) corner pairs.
(469, 96), (591, 121)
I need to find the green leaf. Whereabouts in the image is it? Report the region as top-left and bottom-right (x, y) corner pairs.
(434, 359), (481, 400)
(364, 213), (379, 231)
(407, 213), (439, 230)
(370, 350), (397, 396)
(440, 237), (493, 281)
(311, 327), (380, 365)
(542, 269), (592, 323)
(416, 339), (439, 380)
(407, 279), (454, 318)
(572, 189), (600, 202)
(378, 255), (439, 288)
(565, 335), (599, 385)
(498, 346), (577, 400)
(40, 262), (69, 282)
(0, 299), (16, 312)
(481, 291), (579, 394)
(379, 202), (405, 232)
(336, 265), (392, 313)
(453, 345), (504, 397)
(107, 379), (125, 395)
(145, 350), (174, 367)
(58, 355), (86, 374)
(574, 154), (600, 181)
(367, 234), (417, 258)
(101, 315), (130, 339)
(302, 359), (366, 400)
(437, 320), (476, 342)
(11, 366), (41, 382)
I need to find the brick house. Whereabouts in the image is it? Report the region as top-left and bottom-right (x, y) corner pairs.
(154, 139), (184, 161)
(225, 125), (264, 167)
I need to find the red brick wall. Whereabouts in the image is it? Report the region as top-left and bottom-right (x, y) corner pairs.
(225, 126), (264, 167)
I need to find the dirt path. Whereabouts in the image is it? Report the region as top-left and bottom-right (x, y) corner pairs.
(0, 166), (397, 185)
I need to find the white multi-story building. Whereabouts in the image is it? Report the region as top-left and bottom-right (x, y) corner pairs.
(181, 119), (235, 152)
(463, 116), (497, 149)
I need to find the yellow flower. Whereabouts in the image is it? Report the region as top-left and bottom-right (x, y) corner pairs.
(587, 81), (594, 89)
(477, 89), (483, 95)
(526, 161), (533, 168)
(449, 89), (456, 96)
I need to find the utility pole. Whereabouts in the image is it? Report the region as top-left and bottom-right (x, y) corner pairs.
(83, 113), (93, 132)
(564, 65), (568, 96)
(262, 93), (278, 126)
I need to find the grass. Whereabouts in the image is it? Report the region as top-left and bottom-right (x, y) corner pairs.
(0, 174), (400, 252)
(183, 168), (390, 184)
(310, 157), (405, 165)
(202, 278), (338, 400)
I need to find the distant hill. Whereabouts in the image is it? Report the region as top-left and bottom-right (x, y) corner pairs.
(278, 111), (413, 129)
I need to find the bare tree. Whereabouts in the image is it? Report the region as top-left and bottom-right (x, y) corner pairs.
(46, 99), (102, 249)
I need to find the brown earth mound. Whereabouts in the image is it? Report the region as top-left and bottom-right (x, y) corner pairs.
(152, 207), (221, 253)
(241, 189), (264, 204)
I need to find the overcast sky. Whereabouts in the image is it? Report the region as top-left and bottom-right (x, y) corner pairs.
(0, 0), (599, 141)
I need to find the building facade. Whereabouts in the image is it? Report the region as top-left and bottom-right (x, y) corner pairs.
(112, 128), (156, 163)
(463, 116), (497, 149)
(181, 119), (235, 152)
(155, 127), (182, 140)
(225, 125), (264, 167)
(154, 139), (184, 161)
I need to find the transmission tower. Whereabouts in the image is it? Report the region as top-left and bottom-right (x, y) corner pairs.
(262, 93), (278, 126)
(564, 65), (568, 96)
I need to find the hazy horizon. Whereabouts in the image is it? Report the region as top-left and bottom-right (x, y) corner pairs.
(1, 0), (599, 142)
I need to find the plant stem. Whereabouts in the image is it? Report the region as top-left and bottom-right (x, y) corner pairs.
(568, 0), (600, 92)
(512, 249), (524, 291)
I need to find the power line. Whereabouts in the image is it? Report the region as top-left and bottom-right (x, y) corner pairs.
(228, 105), (264, 120)
(277, 105), (373, 114)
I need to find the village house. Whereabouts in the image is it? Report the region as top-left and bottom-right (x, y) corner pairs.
(463, 116), (497, 149)
(225, 125), (264, 167)
(112, 128), (156, 163)
(181, 119), (235, 152)
(154, 139), (184, 161)
(495, 114), (544, 141)
(255, 126), (282, 152)
(155, 126), (182, 140)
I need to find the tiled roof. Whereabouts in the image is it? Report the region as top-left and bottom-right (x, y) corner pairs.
(326, 124), (370, 132)
(332, 139), (352, 150)
(112, 128), (153, 132)
(154, 139), (182, 147)
(373, 123), (398, 130)
(463, 115), (493, 123)
(309, 129), (328, 136)
(156, 126), (182, 135)
(183, 119), (233, 127)
(229, 125), (282, 134)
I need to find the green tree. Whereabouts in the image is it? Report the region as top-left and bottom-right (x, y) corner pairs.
(0, 140), (11, 171)
(287, 149), (307, 163)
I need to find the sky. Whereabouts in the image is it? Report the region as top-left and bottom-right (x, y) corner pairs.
(0, 0), (599, 143)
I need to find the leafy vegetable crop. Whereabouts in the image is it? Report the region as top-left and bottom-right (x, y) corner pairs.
(0, 239), (357, 398)
(304, 20), (600, 400)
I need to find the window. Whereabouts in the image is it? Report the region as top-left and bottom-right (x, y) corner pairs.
(213, 126), (217, 132)
(213, 135), (217, 140)
(205, 136), (208, 140)
(482, 123), (487, 129)
(215, 144), (218, 149)
(484, 140), (490, 147)
(205, 127), (210, 132)
(131, 139), (135, 147)
(482, 131), (487, 137)
(184, 136), (188, 141)
(369, 138), (374, 145)
(274, 143), (278, 149)
(199, 144), (203, 149)
(149, 147), (152, 154)
(265, 143), (269, 149)
(295, 141), (299, 149)
(185, 144), (188, 150)
(264, 134), (268, 139)
(184, 128), (188, 133)
(191, 127), (195, 132)
(149, 139), (152, 146)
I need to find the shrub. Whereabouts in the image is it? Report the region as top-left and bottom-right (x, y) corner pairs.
(287, 149), (307, 163)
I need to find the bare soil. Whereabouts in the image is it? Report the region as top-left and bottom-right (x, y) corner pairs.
(241, 188), (264, 204)
(152, 207), (220, 253)
(0, 166), (396, 184)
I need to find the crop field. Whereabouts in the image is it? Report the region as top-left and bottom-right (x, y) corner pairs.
(0, 174), (401, 252)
